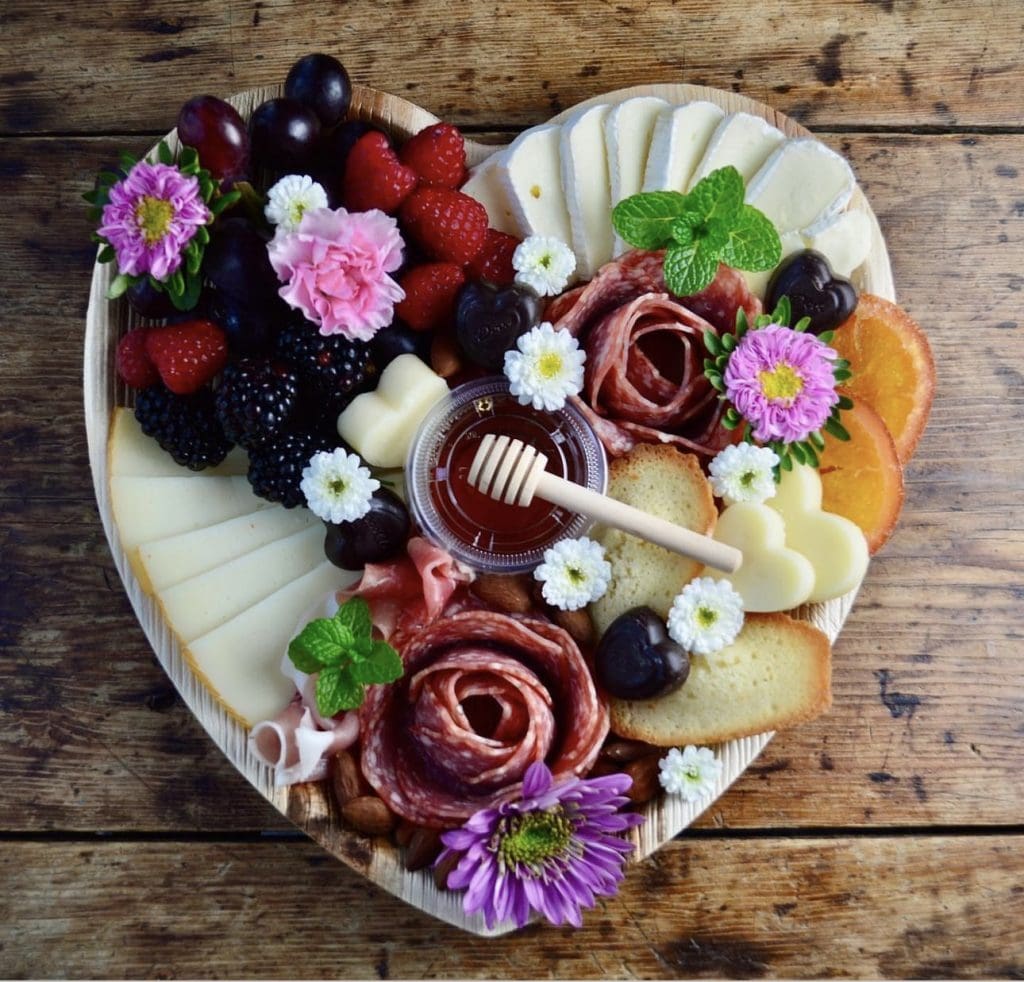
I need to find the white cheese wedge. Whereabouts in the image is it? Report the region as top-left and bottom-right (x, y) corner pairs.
(688, 112), (785, 189)
(560, 103), (613, 279)
(804, 208), (873, 278)
(337, 353), (449, 469)
(460, 154), (519, 235)
(135, 505), (318, 596)
(642, 101), (725, 193)
(157, 524), (325, 645)
(108, 408), (247, 478)
(605, 96), (668, 255)
(768, 464), (869, 603)
(497, 124), (574, 248)
(746, 138), (855, 235)
(184, 561), (358, 727)
(110, 475), (272, 551)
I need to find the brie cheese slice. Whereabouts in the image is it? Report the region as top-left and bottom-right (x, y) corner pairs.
(688, 112), (785, 188)
(804, 208), (872, 278)
(461, 154), (519, 235)
(560, 102), (613, 279)
(642, 100), (725, 193)
(497, 124), (574, 248)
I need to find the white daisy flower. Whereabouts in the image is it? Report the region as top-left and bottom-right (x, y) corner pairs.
(667, 576), (744, 656)
(300, 449), (379, 525)
(512, 235), (576, 297)
(265, 174), (329, 231)
(708, 442), (780, 505)
(658, 745), (723, 802)
(504, 322), (586, 412)
(533, 536), (611, 611)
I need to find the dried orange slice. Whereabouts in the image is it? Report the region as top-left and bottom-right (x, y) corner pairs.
(829, 294), (936, 463)
(818, 402), (905, 554)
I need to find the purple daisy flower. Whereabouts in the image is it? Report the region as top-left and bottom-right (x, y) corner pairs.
(723, 323), (839, 444)
(436, 761), (644, 930)
(97, 160), (209, 280)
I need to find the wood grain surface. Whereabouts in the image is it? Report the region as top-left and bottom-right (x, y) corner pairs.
(1, 0), (1023, 974)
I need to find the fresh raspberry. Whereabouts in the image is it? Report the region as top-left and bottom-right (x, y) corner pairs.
(399, 123), (468, 188)
(395, 263), (466, 332)
(398, 187), (488, 265)
(341, 131), (418, 214)
(466, 229), (521, 287)
(116, 327), (159, 389)
(144, 319), (229, 395)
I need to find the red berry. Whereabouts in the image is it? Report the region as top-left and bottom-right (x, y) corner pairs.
(144, 319), (229, 395)
(399, 187), (488, 265)
(399, 122), (467, 188)
(466, 229), (521, 287)
(341, 131), (418, 214)
(395, 263), (466, 332)
(116, 328), (159, 389)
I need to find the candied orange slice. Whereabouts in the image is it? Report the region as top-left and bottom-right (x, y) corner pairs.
(829, 294), (936, 463)
(818, 402), (905, 555)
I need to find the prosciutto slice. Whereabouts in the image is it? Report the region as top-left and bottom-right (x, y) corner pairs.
(359, 610), (609, 827)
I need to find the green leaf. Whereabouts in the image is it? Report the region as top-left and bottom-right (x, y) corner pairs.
(611, 191), (689, 250)
(119, 151), (138, 171)
(719, 205), (782, 272)
(791, 441), (808, 465)
(833, 368), (853, 382)
(106, 273), (131, 299)
(802, 442), (820, 468)
(179, 145), (199, 169)
(722, 407), (741, 429)
(171, 272), (203, 311)
(664, 240), (719, 297)
(704, 330), (723, 356)
(351, 641), (404, 685)
(707, 374), (725, 393)
(167, 269), (185, 298)
(824, 417), (851, 441)
(837, 394), (854, 410)
(735, 307), (749, 336)
(721, 332), (736, 352)
(817, 330), (835, 345)
(809, 429), (826, 450)
(770, 296), (792, 326)
(316, 667), (365, 717)
(195, 225), (210, 246)
(779, 450), (794, 471)
(185, 245), (202, 276)
(683, 166), (745, 232)
(793, 316), (812, 333)
(288, 615), (354, 670)
(335, 596), (373, 643)
(97, 244), (115, 264)
(157, 141), (174, 166)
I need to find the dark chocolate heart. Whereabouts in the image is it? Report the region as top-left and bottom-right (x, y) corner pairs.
(765, 249), (858, 334)
(454, 281), (541, 370)
(594, 606), (690, 701)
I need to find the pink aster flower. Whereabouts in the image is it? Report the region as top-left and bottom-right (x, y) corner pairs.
(267, 206), (405, 342)
(723, 323), (839, 444)
(97, 160), (209, 281)
(436, 760), (643, 930)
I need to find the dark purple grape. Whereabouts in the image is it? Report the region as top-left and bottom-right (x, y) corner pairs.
(454, 281), (542, 370)
(249, 98), (321, 172)
(177, 95), (250, 180)
(369, 320), (432, 369)
(594, 607), (690, 701)
(203, 218), (278, 307)
(284, 53), (352, 129)
(765, 250), (858, 335)
(206, 288), (287, 354)
(126, 278), (177, 319)
(323, 487), (410, 570)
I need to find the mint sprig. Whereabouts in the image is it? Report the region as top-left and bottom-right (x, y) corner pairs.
(287, 597), (403, 717)
(612, 166), (782, 297)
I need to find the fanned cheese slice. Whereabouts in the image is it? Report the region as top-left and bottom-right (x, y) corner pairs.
(560, 103), (613, 279)
(688, 112), (785, 188)
(184, 561), (358, 727)
(460, 155), (519, 235)
(746, 138), (855, 234)
(606, 96), (668, 255)
(804, 208), (872, 277)
(157, 524), (325, 644)
(497, 124), (573, 247)
(642, 101), (725, 193)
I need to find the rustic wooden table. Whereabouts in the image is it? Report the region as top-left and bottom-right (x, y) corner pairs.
(2, 1), (1022, 977)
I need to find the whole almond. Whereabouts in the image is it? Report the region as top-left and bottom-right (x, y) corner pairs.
(331, 750), (363, 807)
(473, 573), (533, 615)
(431, 331), (463, 379)
(625, 755), (662, 805)
(552, 606), (596, 647)
(404, 826), (443, 871)
(342, 795), (396, 836)
(602, 739), (662, 764)
(394, 820), (417, 848)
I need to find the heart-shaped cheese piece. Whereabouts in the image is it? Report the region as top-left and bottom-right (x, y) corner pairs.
(768, 463), (869, 602)
(336, 353), (449, 468)
(711, 501), (815, 612)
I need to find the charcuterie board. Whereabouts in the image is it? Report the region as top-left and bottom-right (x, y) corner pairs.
(84, 81), (896, 936)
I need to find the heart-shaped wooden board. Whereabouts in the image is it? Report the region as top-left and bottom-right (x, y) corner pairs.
(84, 83), (896, 936)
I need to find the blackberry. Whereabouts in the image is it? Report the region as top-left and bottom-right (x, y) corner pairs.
(134, 385), (233, 471)
(214, 357), (299, 450)
(247, 430), (333, 508)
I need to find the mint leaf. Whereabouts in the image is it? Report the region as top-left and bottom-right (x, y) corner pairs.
(670, 210), (730, 253)
(316, 666), (365, 717)
(719, 205), (782, 271)
(288, 616), (353, 671)
(352, 641), (404, 685)
(684, 166), (744, 232)
(611, 191), (689, 250)
(335, 596), (373, 642)
(664, 240), (720, 297)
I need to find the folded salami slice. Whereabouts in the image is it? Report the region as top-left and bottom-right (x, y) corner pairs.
(359, 610), (609, 827)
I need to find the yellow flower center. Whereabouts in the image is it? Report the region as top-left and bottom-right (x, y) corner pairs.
(134, 195), (174, 245)
(537, 352), (564, 379)
(696, 605), (718, 629)
(758, 362), (804, 403)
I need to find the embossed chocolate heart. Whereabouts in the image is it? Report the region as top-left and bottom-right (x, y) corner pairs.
(765, 249), (858, 333)
(454, 280), (541, 370)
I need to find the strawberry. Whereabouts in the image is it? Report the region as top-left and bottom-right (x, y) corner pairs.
(466, 229), (521, 287)
(341, 131), (418, 214)
(116, 328), (159, 389)
(395, 263), (466, 332)
(144, 319), (229, 395)
(399, 187), (488, 265)
(399, 123), (467, 188)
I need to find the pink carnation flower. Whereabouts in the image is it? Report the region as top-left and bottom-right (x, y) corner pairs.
(267, 207), (405, 341)
(724, 324), (839, 444)
(97, 161), (209, 280)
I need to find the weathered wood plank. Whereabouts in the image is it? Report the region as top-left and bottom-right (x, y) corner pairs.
(0, 837), (1021, 978)
(1, 0), (1023, 134)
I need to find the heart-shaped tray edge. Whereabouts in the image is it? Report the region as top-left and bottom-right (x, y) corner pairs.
(84, 82), (895, 937)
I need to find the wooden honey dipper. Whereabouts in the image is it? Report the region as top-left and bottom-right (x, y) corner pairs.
(466, 434), (743, 574)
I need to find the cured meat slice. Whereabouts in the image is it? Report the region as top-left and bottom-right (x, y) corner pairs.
(359, 610), (609, 827)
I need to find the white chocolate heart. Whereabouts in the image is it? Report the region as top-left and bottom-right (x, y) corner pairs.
(768, 464), (869, 602)
(711, 501), (815, 612)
